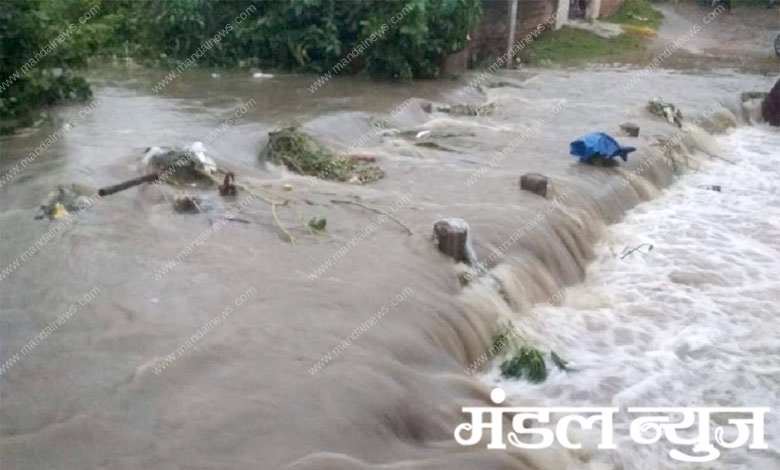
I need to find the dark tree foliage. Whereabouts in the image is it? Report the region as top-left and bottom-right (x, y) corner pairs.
(0, 0), (482, 131)
(0, 0), (99, 130)
(139, 0), (482, 77)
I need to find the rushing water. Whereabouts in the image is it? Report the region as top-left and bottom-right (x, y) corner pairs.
(0, 62), (777, 469)
(484, 126), (780, 469)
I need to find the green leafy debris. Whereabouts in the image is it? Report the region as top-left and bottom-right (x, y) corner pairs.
(500, 346), (548, 383)
(308, 216), (327, 232)
(261, 126), (384, 184)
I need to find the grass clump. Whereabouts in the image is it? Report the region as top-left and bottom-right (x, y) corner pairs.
(529, 27), (647, 65)
(608, 0), (664, 29)
(528, 0), (663, 66)
(262, 127), (344, 177)
(261, 127), (384, 184)
(500, 346), (548, 383)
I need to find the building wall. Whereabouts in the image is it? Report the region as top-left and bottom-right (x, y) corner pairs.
(444, 0), (625, 72)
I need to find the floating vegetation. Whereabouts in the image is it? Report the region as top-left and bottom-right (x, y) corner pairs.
(308, 216), (327, 232)
(500, 346), (548, 383)
(491, 321), (570, 382)
(261, 127), (384, 184)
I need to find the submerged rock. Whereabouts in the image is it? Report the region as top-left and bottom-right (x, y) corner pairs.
(619, 122), (640, 137)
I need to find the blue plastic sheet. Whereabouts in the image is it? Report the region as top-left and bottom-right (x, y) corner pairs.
(570, 132), (636, 163)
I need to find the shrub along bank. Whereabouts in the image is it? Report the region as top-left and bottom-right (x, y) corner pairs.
(0, 0), (483, 132)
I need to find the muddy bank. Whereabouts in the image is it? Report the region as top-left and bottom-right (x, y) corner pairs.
(0, 66), (775, 469)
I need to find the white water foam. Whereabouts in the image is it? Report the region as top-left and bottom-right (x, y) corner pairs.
(484, 126), (780, 470)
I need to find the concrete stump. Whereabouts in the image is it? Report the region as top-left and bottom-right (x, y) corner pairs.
(620, 122), (640, 137)
(433, 218), (473, 265)
(519, 173), (548, 198)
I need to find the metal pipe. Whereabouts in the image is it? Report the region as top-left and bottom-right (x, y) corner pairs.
(98, 173), (160, 197)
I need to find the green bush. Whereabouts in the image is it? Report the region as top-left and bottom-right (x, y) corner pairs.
(0, 0), (96, 130)
(115, 0), (483, 77)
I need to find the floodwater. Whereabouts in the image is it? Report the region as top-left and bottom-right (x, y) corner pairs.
(1, 24), (779, 470)
(483, 125), (780, 470)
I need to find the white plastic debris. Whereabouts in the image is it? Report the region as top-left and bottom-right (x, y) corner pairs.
(187, 141), (217, 174)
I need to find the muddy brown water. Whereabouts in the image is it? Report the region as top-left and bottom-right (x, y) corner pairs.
(0, 41), (778, 470)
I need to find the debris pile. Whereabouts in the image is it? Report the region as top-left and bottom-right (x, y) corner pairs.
(421, 101), (495, 116)
(647, 97), (683, 127)
(260, 127), (384, 184)
(142, 143), (217, 187)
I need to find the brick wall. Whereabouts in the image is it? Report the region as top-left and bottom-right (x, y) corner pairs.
(599, 0), (625, 17)
(445, 0), (558, 71)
